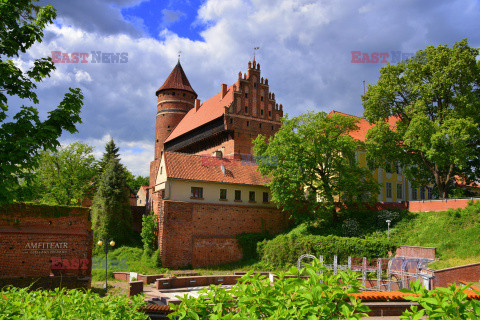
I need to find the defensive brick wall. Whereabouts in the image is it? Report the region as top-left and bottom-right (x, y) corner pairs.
(408, 198), (480, 212)
(432, 262), (480, 288)
(157, 200), (289, 268)
(0, 203), (92, 289)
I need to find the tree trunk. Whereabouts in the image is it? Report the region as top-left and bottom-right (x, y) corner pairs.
(435, 173), (448, 199)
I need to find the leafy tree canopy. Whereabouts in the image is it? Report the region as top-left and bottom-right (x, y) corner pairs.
(0, 0), (84, 203)
(35, 142), (97, 205)
(363, 39), (480, 198)
(253, 112), (378, 223)
(125, 173), (149, 193)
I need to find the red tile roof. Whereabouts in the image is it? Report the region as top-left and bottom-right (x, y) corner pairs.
(351, 289), (480, 301)
(164, 151), (269, 186)
(328, 110), (398, 142)
(454, 175), (480, 188)
(164, 83), (236, 142)
(156, 62), (197, 97)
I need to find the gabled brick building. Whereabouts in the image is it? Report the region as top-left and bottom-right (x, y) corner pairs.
(149, 60), (289, 267)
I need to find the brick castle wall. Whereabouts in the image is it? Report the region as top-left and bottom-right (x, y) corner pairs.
(0, 203), (92, 289)
(408, 198), (480, 212)
(157, 200), (289, 268)
(433, 262), (480, 288)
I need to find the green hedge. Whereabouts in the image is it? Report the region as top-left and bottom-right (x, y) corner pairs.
(257, 234), (396, 267)
(0, 202), (89, 218)
(236, 232), (273, 260)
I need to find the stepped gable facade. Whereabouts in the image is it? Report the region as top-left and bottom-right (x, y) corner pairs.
(148, 60), (289, 267)
(149, 60), (283, 188)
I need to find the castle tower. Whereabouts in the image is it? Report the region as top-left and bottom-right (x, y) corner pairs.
(154, 61), (197, 159)
(149, 61), (197, 190)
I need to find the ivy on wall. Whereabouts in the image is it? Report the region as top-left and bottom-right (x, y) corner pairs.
(0, 202), (90, 219)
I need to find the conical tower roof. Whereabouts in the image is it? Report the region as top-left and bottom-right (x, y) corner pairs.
(156, 61), (197, 97)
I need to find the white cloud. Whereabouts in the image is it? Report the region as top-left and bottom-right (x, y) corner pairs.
(14, 0), (480, 175)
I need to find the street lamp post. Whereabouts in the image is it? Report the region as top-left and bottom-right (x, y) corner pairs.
(386, 220), (391, 239)
(97, 239), (115, 292)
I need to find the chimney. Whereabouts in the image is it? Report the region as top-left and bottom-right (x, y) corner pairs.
(195, 99), (201, 112)
(221, 84), (227, 99)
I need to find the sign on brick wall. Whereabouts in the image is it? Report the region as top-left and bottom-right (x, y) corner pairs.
(0, 203), (93, 288)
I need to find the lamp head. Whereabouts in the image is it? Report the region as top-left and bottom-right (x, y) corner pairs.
(109, 240), (115, 247)
(97, 240), (103, 246)
(386, 220), (391, 224)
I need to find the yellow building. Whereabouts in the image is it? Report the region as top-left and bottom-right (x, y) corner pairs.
(331, 111), (434, 203)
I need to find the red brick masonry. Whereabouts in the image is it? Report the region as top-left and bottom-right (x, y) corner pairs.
(157, 200), (290, 268)
(408, 198), (480, 212)
(432, 262), (480, 288)
(0, 203), (93, 289)
(396, 246), (436, 260)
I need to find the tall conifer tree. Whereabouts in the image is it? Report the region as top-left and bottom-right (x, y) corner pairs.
(91, 158), (132, 248)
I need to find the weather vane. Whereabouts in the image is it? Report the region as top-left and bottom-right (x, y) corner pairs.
(253, 47), (260, 60)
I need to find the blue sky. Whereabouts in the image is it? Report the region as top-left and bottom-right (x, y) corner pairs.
(12, 0), (480, 177)
(121, 0), (205, 41)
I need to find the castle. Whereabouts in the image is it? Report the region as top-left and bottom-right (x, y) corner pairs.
(148, 60), (290, 268)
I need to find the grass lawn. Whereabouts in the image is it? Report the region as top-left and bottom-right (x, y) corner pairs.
(389, 202), (480, 269)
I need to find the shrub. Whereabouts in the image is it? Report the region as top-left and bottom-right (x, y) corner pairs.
(141, 213), (157, 251)
(109, 246), (143, 262)
(168, 260), (370, 319)
(91, 269), (115, 281)
(341, 218), (362, 237)
(400, 281), (480, 319)
(0, 286), (147, 319)
(236, 231), (272, 260)
(258, 234), (396, 267)
(150, 249), (161, 268)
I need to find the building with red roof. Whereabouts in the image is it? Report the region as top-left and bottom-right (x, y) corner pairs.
(148, 60), (289, 268)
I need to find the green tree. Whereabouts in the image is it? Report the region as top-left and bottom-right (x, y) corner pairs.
(125, 173), (149, 193)
(97, 139), (147, 193)
(253, 112), (378, 223)
(36, 142), (97, 205)
(363, 39), (480, 199)
(91, 159), (132, 248)
(98, 139), (120, 175)
(0, 0), (84, 203)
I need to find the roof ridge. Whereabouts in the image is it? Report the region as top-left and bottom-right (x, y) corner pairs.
(330, 110), (363, 119)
